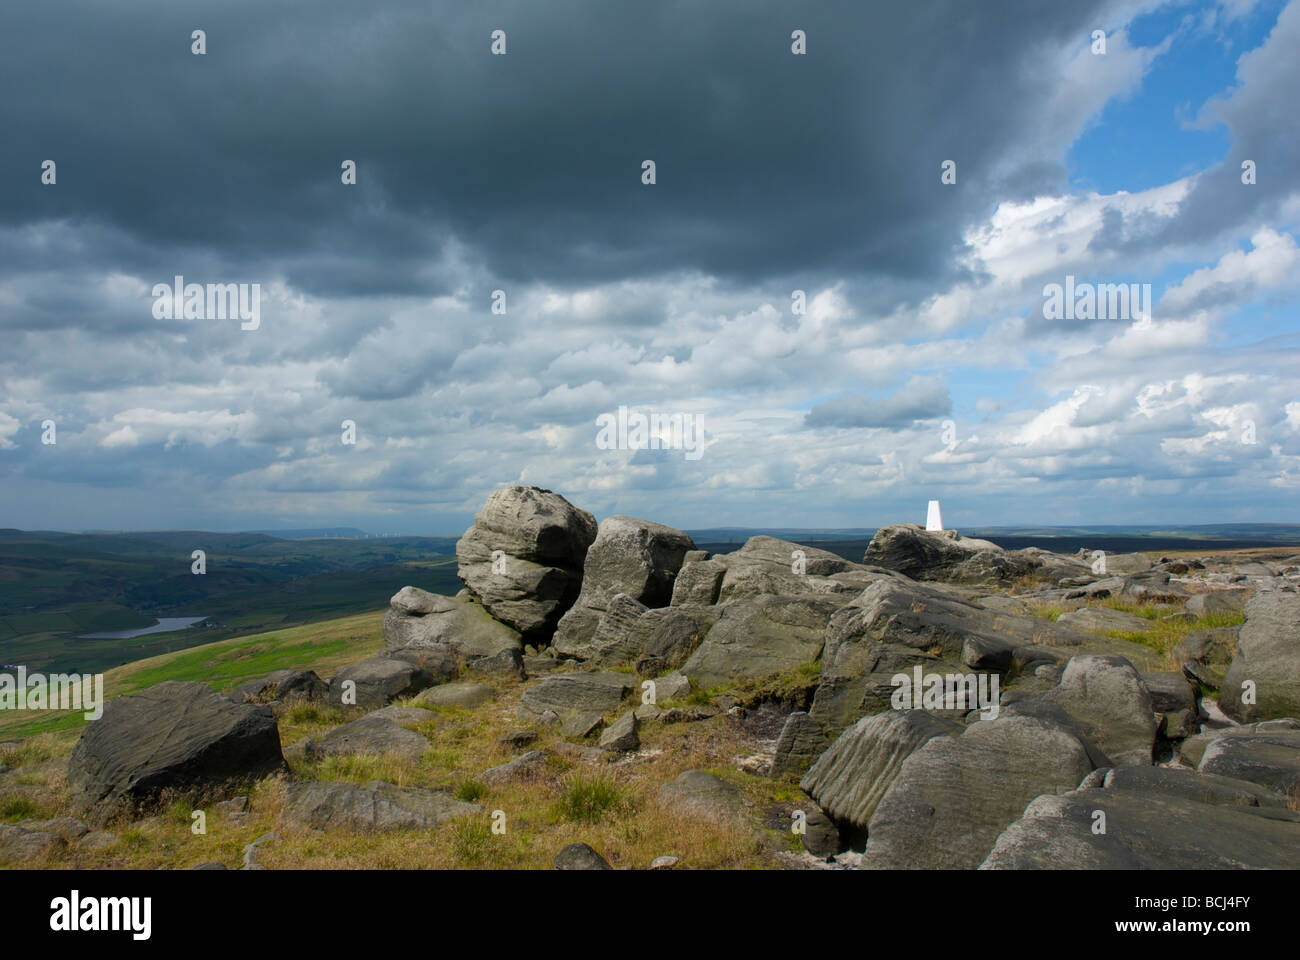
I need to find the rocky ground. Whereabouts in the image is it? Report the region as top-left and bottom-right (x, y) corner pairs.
(2, 485), (1298, 870)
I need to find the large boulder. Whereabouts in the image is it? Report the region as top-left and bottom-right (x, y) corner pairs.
(1039, 655), (1158, 766)
(327, 657), (436, 709)
(67, 681), (288, 816)
(981, 770), (1300, 869)
(552, 516), (695, 659)
(1220, 591), (1300, 722)
(383, 587), (522, 660)
(281, 780), (480, 831)
(680, 595), (836, 688)
(860, 715), (1097, 870)
(455, 486), (597, 638)
(800, 710), (961, 830)
(861, 524), (1006, 580)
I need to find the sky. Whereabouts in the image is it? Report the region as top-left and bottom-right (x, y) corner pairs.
(0, 0), (1297, 534)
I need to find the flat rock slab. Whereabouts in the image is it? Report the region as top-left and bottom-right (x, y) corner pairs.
(282, 780), (481, 831)
(0, 824), (66, 861)
(982, 783), (1300, 869)
(1056, 607), (1154, 634)
(365, 705), (436, 727)
(1197, 730), (1300, 794)
(520, 672), (635, 717)
(67, 681), (288, 816)
(657, 770), (748, 825)
(415, 682), (495, 709)
(303, 715), (430, 763)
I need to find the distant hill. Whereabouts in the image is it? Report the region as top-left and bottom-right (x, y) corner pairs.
(241, 527), (371, 539)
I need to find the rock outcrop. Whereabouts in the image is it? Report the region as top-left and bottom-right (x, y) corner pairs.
(455, 485), (597, 638)
(552, 516), (695, 658)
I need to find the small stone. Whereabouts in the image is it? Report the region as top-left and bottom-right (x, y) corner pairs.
(554, 841), (613, 870)
(649, 855), (679, 870)
(599, 710), (640, 752)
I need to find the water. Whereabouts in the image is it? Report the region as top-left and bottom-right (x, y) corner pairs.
(78, 616), (208, 640)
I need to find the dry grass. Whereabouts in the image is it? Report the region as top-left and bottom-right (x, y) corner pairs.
(0, 651), (800, 870)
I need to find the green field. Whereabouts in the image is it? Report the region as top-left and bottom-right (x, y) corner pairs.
(0, 610), (387, 739)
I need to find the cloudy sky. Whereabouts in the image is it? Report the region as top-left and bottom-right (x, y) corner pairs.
(1, 0), (1297, 534)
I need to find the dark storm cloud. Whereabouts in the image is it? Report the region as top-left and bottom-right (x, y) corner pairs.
(0, 0), (1114, 298)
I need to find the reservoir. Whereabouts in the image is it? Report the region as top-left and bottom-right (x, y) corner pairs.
(78, 616), (209, 640)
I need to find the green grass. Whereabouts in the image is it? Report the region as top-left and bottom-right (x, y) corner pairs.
(557, 774), (631, 824)
(0, 610), (385, 739)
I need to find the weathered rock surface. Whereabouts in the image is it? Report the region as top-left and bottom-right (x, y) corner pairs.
(281, 780), (480, 831)
(415, 681), (494, 710)
(800, 803), (845, 859)
(599, 710), (640, 752)
(302, 715), (430, 762)
(681, 595), (836, 688)
(861, 715), (1097, 870)
(383, 587), (522, 660)
(0, 824), (66, 861)
(809, 579), (1120, 735)
(981, 774), (1300, 869)
(861, 524), (1007, 580)
(67, 681), (288, 815)
(1056, 607), (1153, 634)
(657, 770), (748, 824)
(770, 711), (829, 778)
(1197, 729), (1300, 794)
(328, 657), (435, 709)
(554, 842), (613, 870)
(233, 670), (327, 704)
(552, 516), (695, 658)
(455, 486), (597, 637)
(480, 750), (548, 785)
(1039, 655), (1157, 766)
(801, 710), (961, 830)
(631, 607), (717, 675)
(519, 672), (635, 719)
(1220, 591), (1300, 722)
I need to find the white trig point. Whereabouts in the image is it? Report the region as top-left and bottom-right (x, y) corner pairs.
(926, 500), (944, 532)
